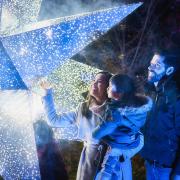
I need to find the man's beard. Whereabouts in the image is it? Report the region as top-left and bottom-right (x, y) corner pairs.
(148, 71), (165, 83)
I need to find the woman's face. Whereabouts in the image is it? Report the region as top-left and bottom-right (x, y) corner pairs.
(89, 73), (109, 103)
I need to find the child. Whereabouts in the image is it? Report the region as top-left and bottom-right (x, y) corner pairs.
(93, 74), (152, 180)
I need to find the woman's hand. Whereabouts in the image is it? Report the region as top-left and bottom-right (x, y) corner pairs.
(30, 77), (52, 96)
(39, 79), (52, 90)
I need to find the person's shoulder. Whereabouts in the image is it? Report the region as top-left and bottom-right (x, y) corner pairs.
(165, 78), (177, 91)
(165, 72), (180, 90)
(116, 95), (152, 115)
(176, 94), (180, 104)
(134, 94), (152, 107)
(129, 95), (153, 114)
(165, 76), (180, 101)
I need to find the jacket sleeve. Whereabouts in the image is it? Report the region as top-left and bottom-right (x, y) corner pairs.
(42, 89), (78, 128)
(92, 121), (118, 140)
(174, 98), (180, 175)
(92, 109), (122, 140)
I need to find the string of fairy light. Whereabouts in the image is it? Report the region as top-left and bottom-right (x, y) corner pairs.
(47, 60), (100, 140)
(48, 59), (99, 111)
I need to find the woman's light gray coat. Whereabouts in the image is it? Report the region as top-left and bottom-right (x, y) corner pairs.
(43, 89), (103, 180)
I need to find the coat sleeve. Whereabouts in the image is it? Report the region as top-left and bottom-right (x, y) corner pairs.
(92, 121), (118, 140)
(92, 110), (122, 140)
(42, 89), (79, 128)
(174, 98), (180, 175)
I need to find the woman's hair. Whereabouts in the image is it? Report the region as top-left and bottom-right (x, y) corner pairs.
(82, 71), (112, 118)
(110, 74), (145, 107)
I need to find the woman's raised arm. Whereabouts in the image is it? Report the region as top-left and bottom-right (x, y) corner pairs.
(42, 89), (79, 128)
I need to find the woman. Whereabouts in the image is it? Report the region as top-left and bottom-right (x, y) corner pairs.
(93, 74), (152, 180)
(41, 72), (112, 180)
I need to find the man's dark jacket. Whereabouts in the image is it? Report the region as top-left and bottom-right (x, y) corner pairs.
(140, 75), (180, 174)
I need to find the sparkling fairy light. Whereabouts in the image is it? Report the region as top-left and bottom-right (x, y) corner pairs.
(0, 90), (41, 179)
(45, 28), (53, 40)
(0, 42), (27, 90)
(0, 0), (42, 33)
(1, 3), (142, 86)
(48, 59), (100, 111)
(19, 47), (28, 56)
(47, 59), (100, 139)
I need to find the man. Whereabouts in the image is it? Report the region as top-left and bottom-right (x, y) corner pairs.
(140, 51), (180, 180)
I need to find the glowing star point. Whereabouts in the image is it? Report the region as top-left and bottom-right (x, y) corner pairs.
(0, 0), (42, 34)
(19, 47), (28, 56)
(2, 2), (143, 86)
(45, 29), (53, 40)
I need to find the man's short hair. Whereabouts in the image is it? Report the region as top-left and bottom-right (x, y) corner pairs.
(155, 50), (180, 71)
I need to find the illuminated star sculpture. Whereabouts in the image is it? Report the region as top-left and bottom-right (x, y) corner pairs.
(1, 2), (142, 86)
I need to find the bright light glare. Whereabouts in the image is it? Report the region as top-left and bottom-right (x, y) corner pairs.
(0, 90), (41, 179)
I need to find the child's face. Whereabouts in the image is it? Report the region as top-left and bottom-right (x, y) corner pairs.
(107, 81), (123, 100)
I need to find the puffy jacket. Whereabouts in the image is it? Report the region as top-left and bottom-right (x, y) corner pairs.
(92, 95), (152, 149)
(140, 75), (180, 174)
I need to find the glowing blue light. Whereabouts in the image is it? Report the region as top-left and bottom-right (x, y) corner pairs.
(1, 3), (142, 86)
(0, 0), (42, 32)
(0, 42), (27, 89)
(0, 0), (2, 30)
(0, 90), (41, 179)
